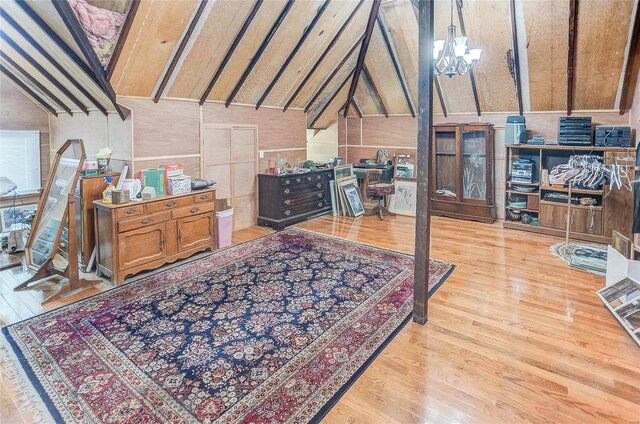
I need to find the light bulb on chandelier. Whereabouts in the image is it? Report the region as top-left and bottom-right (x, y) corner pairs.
(433, 0), (482, 78)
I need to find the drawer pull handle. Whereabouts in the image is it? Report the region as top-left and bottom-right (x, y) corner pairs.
(317, 192), (322, 198)
(190, 207), (199, 213)
(295, 178), (301, 183)
(165, 201), (176, 208)
(284, 210), (291, 216)
(317, 202), (323, 207)
(284, 179), (290, 185)
(199, 195), (208, 200)
(307, 176), (312, 181)
(284, 199), (290, 205)
(316, 183), (322, 188)
(284, 188), (290, 195)
(141, 218), (153, 225)
(126, 209), (136, 215)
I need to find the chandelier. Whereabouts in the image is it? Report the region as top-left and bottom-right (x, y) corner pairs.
(433, 0), (482, 78)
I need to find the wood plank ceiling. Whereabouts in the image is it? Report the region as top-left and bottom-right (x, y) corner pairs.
(1, 0), (638, 129)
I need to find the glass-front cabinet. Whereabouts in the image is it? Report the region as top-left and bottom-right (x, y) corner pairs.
(431, 124), (495, 223)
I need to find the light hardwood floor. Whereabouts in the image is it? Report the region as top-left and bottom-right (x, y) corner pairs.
(1, 215), (639, 423)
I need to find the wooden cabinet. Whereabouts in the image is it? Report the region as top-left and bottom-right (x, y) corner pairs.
(258, 169), (334, 230)
(431, 123), (496, 223)
(94, 188), (216, 284)
(539, 201), (603, 235)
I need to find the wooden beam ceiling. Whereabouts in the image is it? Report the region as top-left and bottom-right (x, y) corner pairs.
(351, 98), (363, 118)
(434, 74), (447, 117)
(107, 0), (139, 80)
(1, 63), (58, 115)
(377, 12), (415, 118)
(225, 0), (294, 107)
(360, 64), (388, 117)
(199, 0), (262, 105)
(153, 0), (209, 103)
(343, 0), (381, 117)
(455, 0), (481, 117)
(509, 0), (524, 115)
(256, 0), (331, 110)
(283, 0), (365, 112)
(310, 69), (354, 128)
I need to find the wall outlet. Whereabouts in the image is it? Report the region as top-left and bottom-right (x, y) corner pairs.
(259, 150), (265, 159)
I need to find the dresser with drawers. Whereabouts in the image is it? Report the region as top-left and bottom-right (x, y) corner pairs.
(93, 188), (216, 284)
(258, 169), (334, 230)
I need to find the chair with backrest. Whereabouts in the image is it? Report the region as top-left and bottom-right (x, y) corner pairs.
(364, 169), (396, 220)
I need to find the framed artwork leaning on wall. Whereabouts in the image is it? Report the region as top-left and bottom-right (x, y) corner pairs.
(389, 180), (417, 216)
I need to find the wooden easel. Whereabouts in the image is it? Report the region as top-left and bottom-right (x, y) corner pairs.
(14, 193), (101, 303)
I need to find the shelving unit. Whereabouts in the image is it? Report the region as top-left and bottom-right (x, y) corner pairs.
(504, 144), (635, 243)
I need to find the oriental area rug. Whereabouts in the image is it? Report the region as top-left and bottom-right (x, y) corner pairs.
(551, 241), (607, 276)
(1, 228), (454, 423)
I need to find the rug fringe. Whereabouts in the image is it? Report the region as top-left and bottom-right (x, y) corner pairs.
(0, 332), (55, 424)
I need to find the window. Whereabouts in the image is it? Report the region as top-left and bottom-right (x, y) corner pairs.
(0, 130), (41, 194)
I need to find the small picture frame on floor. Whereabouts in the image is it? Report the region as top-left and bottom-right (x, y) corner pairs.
(389, 180), (417, 216)
(342, 183), (365, 217)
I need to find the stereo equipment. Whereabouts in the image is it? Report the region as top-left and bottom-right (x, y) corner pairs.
(510, 159), (534, 183)
(558, 117), (592, 145)
(594, 126), (632, 147)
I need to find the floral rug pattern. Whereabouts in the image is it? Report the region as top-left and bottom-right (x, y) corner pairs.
(551, 241), (607, 276)
(2, 228), (454, 423)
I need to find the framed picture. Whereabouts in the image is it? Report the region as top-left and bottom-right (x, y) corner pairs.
(337, 176), (358, 216)
(394, 152), (417, 180)
(342, 183), (365, 217)
(0, 204), (37, 233)
(333, 164), (353, 181)
(389, 180), (417, 216)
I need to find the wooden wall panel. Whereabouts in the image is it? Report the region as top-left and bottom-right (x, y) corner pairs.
(346, 116), (361, 145)
(461, 0), (518, 113)
(522, 0), (569, 111)
(363, 24), (409, 114)
(354, 75), (380, 115)
(119, 97), (199, 157)
(433, 0), (476, 113)
(234, 0), (324, 105)
(207, 1), (288, 101)
(574, 0), (634, 110)
(109, 0), (199, 97)
(285, 2), (371, 110)
(361, 115), (416, 147)
(338, 114), (347, 146)
(168, 1), (254, 99)
(263, 1), (366, 106)
(202, 102), (306, 151)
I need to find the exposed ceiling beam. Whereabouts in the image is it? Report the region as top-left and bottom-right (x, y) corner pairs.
(508, 0), (523, 115)
(226, 0), (294, 107)
(455, 0), (481, 117)
(351, 98), (363, 118)
(0, 30), (89, 115)
(14, 0), (97, 85)
(199, 0), (263, 105)
(153, 0), (209, 103)
(0, 51), (72, 115)
(0, 64), (58, 116)
(256, 0), (331, 110)
(377, 12), (415, 117)
(616, 0), (640, 114)
(107, 0), (139, 81)
(434, 74), (447, 117)
(309, 69), (354, 128)
(567, 0), (578, 115)
(52, 0), (128, 120)
(0, 8), (108, 115)
(282, 0), (365, 112)
(413, 0), (434, 325)
(343, 0), (381, 117)
(304, 33), (364, 113)
(361, 64), (388, 117)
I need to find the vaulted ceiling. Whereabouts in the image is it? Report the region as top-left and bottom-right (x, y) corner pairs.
(1, 0), (638, 130)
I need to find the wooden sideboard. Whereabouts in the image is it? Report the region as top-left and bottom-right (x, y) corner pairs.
(94, 188), (216, 284)
(258, 169), (334, 230)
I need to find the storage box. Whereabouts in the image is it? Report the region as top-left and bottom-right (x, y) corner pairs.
(161, 163), (184, 190)
(167, 175), (191, 195)
(139, 168), (165, 195)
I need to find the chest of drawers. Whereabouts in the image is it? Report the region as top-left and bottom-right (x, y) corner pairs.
(94, 188), (216, 284)
(258, 169), (334, 230)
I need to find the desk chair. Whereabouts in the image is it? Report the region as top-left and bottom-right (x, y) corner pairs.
(363, 169), (396, 220)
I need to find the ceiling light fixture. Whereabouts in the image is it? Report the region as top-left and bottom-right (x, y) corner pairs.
(433, 0), (482, 78)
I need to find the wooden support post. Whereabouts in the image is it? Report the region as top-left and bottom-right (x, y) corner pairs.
(616, 0), (640, 114)
(343, 0), (381, 118)
(413, 0), (434, 325)
(567, 0), (578, 116)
